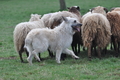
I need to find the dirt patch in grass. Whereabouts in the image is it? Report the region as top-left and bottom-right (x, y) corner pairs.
(0, 56), (17, 60)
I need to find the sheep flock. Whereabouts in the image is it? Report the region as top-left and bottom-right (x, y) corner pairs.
(13, 6), (120, 64)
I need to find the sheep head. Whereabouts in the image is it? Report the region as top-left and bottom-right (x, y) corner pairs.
(90, 6), (108, 16)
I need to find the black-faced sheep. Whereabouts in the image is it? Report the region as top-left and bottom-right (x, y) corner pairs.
(81, 6), (111, 60)
(24, 17), (82, 65)
(13, 14), (45, 62)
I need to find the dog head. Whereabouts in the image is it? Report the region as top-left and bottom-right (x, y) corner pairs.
(62, 16), (82, 32)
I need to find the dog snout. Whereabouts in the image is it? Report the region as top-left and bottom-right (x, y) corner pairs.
(77, 23), (82, 27)
(72, 23), (82, 27)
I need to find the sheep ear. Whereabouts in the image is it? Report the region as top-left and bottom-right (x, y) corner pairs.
(67, 7), (70, 10)
(39, 15), (42, 18)
(104, 8), (108, 13)
(31, 14), (34, 17)
(90, 8), (95, 12)
(110, 7), (115, 12)
(62, 16), (68, 22)
(89, 9), (91, 12)
(76, 6), (80, 11)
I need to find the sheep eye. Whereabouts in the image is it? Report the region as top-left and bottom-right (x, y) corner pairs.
(74, 20), (76, 23)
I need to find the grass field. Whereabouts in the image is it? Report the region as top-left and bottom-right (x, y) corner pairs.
(0, 0), (120, 80)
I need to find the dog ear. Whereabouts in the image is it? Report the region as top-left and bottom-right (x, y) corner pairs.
(62, 16), (68, 22)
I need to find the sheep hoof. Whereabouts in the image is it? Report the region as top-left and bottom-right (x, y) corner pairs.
(21, 61), (28, 63)
(99, 57), (101, 60)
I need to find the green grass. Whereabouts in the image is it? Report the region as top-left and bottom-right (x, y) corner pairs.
(0, 0), (120, 80)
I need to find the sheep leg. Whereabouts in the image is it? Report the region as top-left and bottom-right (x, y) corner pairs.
(97, 47), (101, 59)
(83, 47), (86, 51)
(63, 49), (79, 59)
(19, 50), (24, 63)
(110, 36), (114, 50)
(87, 44), (92, 60)
(25, 49), (29, 57)
(93, 46), (97, 56)
(48, 49), (54, 58)
(118, 42), (120, 52)
(102, 47), (107, 56)
(78, 43), (80, 54)
(71, 43), (75, 54)
(75, 44), (78, 55)
(56, 49), (62, 63)
(61, 54), (66, 60)
(113, 37), (119, 57)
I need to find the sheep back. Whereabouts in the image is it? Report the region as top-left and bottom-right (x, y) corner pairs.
(107, 11), (120, 39)
(13, 23), (31, 53)
(13, 21), (43, 53)
(82, 13), (111, 48)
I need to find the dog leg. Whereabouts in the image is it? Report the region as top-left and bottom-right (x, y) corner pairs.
(27, 52), (34, 65)
(56, 50), (62, 63)
(32, 50), (41, 62)
(64, 49), (79, 59)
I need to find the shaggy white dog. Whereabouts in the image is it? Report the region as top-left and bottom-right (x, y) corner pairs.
(24, 17), (82, 65)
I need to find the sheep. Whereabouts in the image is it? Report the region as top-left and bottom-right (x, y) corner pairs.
(110, 7), (120, 12)
(71, 31), (83, 55)
(68, 6), (84, 55)
(81, 6), (111, 60)
(107, 8), (120, 57)
(24, 17), (82, 65)
(13, 14), (45, 62)
(41, 12), (60, 28)
(48, 6), (81, 29)
(90, 6), (108, 16)
(81, 9), (92, 22)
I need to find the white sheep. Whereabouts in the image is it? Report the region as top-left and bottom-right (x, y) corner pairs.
(13, 14), (45, 62)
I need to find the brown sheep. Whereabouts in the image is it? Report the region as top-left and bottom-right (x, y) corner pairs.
(48, 6), (81, 29)
(107, 8), (120, 57)
(81, 6), (111, 60)
(110, 7), (120, 12)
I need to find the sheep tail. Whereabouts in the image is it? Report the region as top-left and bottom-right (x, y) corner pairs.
(13, 25), (31, 53)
